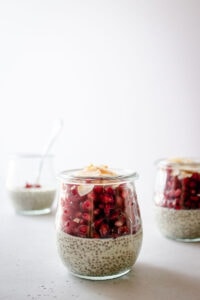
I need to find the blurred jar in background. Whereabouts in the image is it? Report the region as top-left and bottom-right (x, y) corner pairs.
(154, 158), (200, 242)
(6, 153), (56, 215)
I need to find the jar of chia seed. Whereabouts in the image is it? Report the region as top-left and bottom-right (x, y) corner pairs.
(154, 158), (200, 242)
(6, 153), (56, 215)
(55, 165), (143, 280)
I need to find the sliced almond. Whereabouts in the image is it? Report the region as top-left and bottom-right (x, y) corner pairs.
(77, 184), (94, 196)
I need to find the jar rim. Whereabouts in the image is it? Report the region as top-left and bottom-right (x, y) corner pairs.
(58, 168), (138, 182)
(8, 152), (55, 159)
(155, 157), (200, 168)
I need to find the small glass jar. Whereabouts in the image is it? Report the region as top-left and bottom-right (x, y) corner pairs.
(55, 167), (143, 280)
(6, 153), (56, 215)
(154, 158), (200, 242)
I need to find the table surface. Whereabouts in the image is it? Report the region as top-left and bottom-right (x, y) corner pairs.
(0, 195), (200, 300)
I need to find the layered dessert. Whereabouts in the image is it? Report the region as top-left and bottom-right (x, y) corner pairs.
(7, 183), (56, 215)
(56, 165), (142, 279)
(154, 158), (200, 241)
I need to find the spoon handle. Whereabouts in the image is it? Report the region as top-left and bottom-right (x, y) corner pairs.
(36, 119), (63, 184)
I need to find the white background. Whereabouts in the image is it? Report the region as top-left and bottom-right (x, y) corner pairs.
(0, 0), (200, 217)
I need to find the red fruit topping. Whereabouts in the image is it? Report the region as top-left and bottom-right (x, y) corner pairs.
(94, 217), (104, 228)
(70, 185), (78, 196)
(81, 199), (93, 211)
(59, 181), (139, 238)
(63, 220), (78, 235)
(101, 193), (114, 204)
(25, 183), (33, 188)
(117, 225), (130, 235)
(104, 186), (114, 194)
(34, 184), (41, 188)
(104, 204), (112, 216)
(174, 189), (181, 197)
(93, 208), (101, 216)
(115, 195), (124, 208)
(25, 183), (41, 188)
(75, 211), (82, 218)
(92, 231), (100, 238)
(190, 196), (199, 201)
(82, 212), (91, 222)
(99, 223), (109, 238)
(159, 169), (200, 210)
(121, 189), (129, 199)
(110, 211), (121, 221)
(87, 191), (96, 200)
(93, 185), (103, 194)
(78, 225), (89, 237)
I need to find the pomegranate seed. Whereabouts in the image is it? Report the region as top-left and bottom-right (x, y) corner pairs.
(189, 181), (197, 188)
(116, 196), (124, 208)
(190, 196), (199, 201)
(59, 180), (138, 239)
(104, 204), (112, 216)
(62, 211), (71, 222)
(104, 186), (114, 194)
(81, 199), (93, 211)
(174, 189), (181, 197)
(101, 193), (114, 204)
(191, 172), (199, 181)
(82, 212), (91, 222)
(75, 211), (82, 218)
(110, 211), (120, 221)
(160, 168), (200, 210)
(34, 183), (41, 188)
(25, 183), (33, 188)
(191, 189), (196, 195)
(93, 208), (101, 216)
(99, 223), (109, 238)
(70, 185), (78, 195)
(121, 189), (129, 199)
(63, 220), (78, 235)
(93, 185), (103, 194)
(182, 177), (190, 187)
(94, 217), (104, 228)
(92, 232), (100, 238)
(78, 225), (89, 237)
(87, 191), (96, 200)
(117, 225), (130, 235)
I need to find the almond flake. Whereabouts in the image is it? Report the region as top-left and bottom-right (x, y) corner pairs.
(77, 184), (94, 196)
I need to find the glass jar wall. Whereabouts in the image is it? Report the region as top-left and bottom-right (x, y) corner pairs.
(55, 166), (143, 280)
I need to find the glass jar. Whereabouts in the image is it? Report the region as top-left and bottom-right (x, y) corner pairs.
(55, 167), (143, 280)
(154, 158), (200, 242)
(6, 153), (56, 215)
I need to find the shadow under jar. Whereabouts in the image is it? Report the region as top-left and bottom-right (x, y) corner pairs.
(55, 166), (143, 280)
(154, 158), (200, 242)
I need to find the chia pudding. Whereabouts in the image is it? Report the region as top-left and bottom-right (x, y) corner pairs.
(155, 207), (200, 240)
(7, 185), (56, 215)
(56, 165), (143, 279)
(57, 228), (142, 279)
(154, 158), (200, 241)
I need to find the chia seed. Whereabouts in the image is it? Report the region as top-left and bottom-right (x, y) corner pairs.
(7, 187), (56, 215)
(56, 228), (143, 279)
(155, 206), (200, 241)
